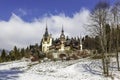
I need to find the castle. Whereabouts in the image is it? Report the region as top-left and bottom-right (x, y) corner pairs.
(41, 24), (83, 53)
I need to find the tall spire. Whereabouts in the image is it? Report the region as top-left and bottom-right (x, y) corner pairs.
(61, 25), (64, 34)
(44, 23), (48, 37)
(45, 23), (48, 32)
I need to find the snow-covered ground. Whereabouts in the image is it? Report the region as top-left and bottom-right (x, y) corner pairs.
(0, 58), (120, 80)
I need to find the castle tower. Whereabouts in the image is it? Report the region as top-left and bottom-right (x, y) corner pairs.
(60, 26), (65, 41)
(59, 26), (65, 51)
(42, 24), (52, 53)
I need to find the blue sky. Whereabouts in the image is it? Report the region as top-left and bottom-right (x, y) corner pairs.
(0, 0), (115, 22)
(0, 0), (116, 50)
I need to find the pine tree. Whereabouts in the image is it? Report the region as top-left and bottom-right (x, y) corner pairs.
(13, 46), (20, 60)
(20, 48), (25, 58)
(1, 49), (7, 62)
(9, 50), (15, 61)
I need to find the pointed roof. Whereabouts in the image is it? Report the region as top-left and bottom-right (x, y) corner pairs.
(60, 25), (65, 39)
(44, 24), (49, 37)
(62, 25), (64, 34)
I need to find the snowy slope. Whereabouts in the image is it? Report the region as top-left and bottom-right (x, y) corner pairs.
(0, 58), (120, 80)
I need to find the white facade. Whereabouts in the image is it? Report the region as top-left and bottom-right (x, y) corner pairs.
(42, 36), (52, 53)
(42, 26), (52, 53)
(59, 42), (65, 51)
(80, 44), (83, 51)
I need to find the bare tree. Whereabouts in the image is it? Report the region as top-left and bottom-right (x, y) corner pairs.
(111, 1), (120, 71)
(89, 1), (110, 76)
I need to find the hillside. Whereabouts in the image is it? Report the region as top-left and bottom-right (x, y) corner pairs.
(0, 58), (120, 80)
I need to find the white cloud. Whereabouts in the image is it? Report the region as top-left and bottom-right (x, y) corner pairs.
(18, 8), (27, 16)
(14, 8), (27, 17)
(0, 8), (90, 50)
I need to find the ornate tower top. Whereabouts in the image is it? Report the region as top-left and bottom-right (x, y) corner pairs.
(61, 26), (64, 34)
(44, 24), (49, 37)
(60, 25), (65, 40)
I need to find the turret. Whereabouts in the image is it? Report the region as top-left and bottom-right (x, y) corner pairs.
(44, 24), (49, 38)
(42, 24), (52, 53)
(59, 25), (65, 51)
(60, 26), (65, 41)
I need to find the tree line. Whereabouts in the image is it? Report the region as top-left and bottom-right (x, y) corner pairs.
(0, 46), (28, 62)
(0, 43), (44, 63)
(82, 24), (120, 53)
